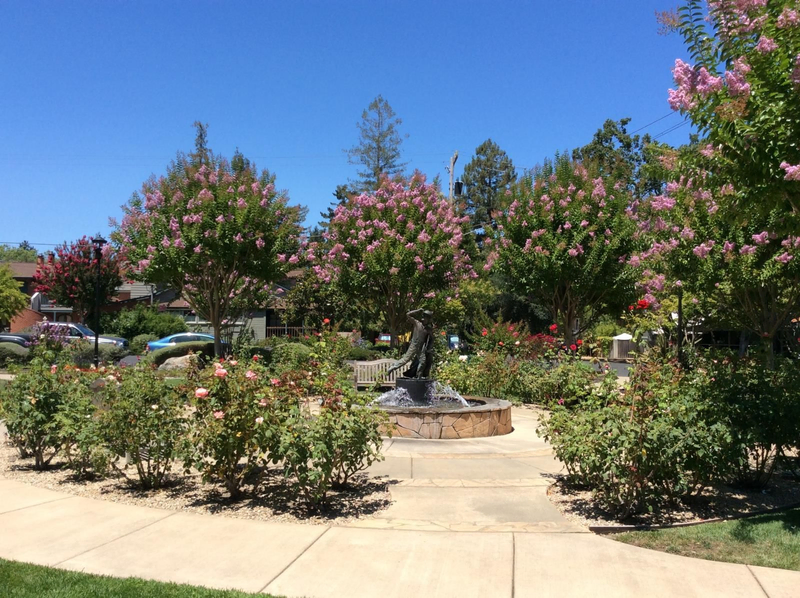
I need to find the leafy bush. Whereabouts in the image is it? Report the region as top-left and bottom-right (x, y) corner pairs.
(540, 355), (733, 518)
(184, 360), (301, 499)
(269, 342), (313, 377)
(701, 354), (800, 489)
(0, 342), (30, 367)
(131, 334), (159, 355)
(275, 398), (386, 507)
(102, 304), (187, 341)
(0, 360), (69, 468)
(100, 366), (188, 489)
(346, 345), (381, 361)
(527, 358), (597, 408)
(62, 340), (129, 367)
(147, 341), (215, 366)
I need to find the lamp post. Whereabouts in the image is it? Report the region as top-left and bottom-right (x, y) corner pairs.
(91, 237), (107, 368)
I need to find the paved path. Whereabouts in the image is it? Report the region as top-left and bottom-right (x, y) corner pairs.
(1, 408), (798, 597)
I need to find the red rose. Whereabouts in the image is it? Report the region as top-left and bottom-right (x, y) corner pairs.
(577, 339), (583, 346)
(570, 344), (577, 351)
(549, 324), (558, 332)
(322, 318), (330, 324)
(481, 328), (488, 337)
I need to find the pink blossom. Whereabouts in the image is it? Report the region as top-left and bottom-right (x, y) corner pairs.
(255, 416), (264, 424)
(246, 370), (257, 380)
(195, 387), (209, 399)
(752, 231), (769, 245)
(740, 245), (757, 255)
(775, 252), (794, 264)
(780, 161), (800, 181)
(214, 368), (228, 378)
(755, 36), (777, 53)
(213, 410), (225, 419)
(288, 255), (299, 264)
(256, 238), (265, 249)
(723, 241), (736, 253)
(270, 378), (281, 386)
(692, 241), (715, 258)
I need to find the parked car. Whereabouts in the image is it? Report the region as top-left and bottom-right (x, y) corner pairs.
(146, 332), (220, 352)
(35, 322), (129, 349)
(0, 333), (32, 348)
(375, 333), (392, 347)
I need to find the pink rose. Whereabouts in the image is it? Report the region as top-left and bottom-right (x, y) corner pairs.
(255, 416), (264, 424)
(246, 370), (257, 380)
(214, 368), (228, 378)
(213, 410), (225, 419)
(195, 387), (209, 399)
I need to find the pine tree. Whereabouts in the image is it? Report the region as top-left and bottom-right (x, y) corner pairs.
(460, 139), (517, 242)
(345, 95), (407, 192)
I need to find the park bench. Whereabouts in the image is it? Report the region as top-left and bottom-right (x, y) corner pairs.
(346, 358), (400, 389)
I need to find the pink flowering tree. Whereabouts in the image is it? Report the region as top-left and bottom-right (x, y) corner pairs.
(491, 155), (640, 345)
(303, 173), (476, 343)
(666, 0), (800, 219)
(115, 154), (302, 356)
(634, 160), (800, 365)
(33, 237), (122, 326)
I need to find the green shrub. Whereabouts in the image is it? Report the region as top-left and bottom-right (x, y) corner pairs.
(102, 304), (187, 340)
(183, 359), (300, 499)
(147, 341), (216, 366)
(540, 355), (733, 518)
(100, 366), (188, 489)
(269, 342), (313, 376)
(131, 334), (159, 355)
(701, 354), (800, 489)
(528, 358), (597, 407)
(0, 342), (30, 367)
(275, 400), (386, 507)
(346, 345), (381, 361)
(62, 340), (129, 367)
(0, 360), (69, 468)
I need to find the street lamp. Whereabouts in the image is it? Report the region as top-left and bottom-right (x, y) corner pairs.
(454, 180), (464, 197)
(91, 237), (107, 368)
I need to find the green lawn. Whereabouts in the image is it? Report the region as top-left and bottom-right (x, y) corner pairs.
(613, 507), (800, 571)
(0, 558), (283, 598)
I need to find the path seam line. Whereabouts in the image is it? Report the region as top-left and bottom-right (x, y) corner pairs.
(745, 564), (770, 597)
(259, 526), (332, 593)
(0, 494), (74, 516)
(511, 532), (516, 598)
(53, 511), (178, 567)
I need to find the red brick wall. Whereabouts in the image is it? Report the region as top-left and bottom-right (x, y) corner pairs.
(10, 308), (44, 333)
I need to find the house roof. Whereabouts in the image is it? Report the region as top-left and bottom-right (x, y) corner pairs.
(1, 262), (38, 278)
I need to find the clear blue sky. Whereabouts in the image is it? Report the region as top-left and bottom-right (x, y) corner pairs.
(0, 0), (691, 252)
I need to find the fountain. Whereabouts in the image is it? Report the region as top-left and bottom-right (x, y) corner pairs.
(372, 309), (512, 439)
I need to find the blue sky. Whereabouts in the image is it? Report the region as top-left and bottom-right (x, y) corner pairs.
(0, 1), (691, 252)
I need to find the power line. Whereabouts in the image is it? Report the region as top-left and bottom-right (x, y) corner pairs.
(652, 119), (690, 140)
(630, 111), (678, 134)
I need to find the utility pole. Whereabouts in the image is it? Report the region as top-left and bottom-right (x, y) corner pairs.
(447, 150), (459, 201)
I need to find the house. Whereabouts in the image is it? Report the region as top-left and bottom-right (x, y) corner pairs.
(2, 260), (76, 332)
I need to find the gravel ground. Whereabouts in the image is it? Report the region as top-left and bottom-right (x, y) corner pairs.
(547, 467), (800, 528)
(0, 436), (393, 526)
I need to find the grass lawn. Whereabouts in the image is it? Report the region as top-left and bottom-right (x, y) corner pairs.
(613, 507), (800, 571)
(0, 558), (283, 598)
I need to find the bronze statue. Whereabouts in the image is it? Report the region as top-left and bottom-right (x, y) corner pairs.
(387, 309), (435, 379)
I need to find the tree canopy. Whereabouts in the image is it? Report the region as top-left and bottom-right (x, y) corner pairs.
(0, 264), (28, 326)
(345, 95), (407, 193)
(116, 128), (303, 355)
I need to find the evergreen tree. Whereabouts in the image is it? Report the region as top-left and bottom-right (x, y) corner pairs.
(460, 139), (517, 243)
(345, 95), (407, 192)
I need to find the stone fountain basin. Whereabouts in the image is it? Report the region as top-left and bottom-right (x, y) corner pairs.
(381, 397), (512, 440)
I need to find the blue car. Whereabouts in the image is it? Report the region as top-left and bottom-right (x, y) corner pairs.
(146, 332), (217, 352)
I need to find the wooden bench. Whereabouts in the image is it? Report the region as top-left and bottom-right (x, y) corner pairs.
(346, 358), (400, 389)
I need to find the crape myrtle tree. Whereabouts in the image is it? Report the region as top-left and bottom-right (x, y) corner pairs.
(665, 0), (800, 223)
(116, 137), (302, 357)
(490, 155), (640, 345)
(634, 150), (800, 367)
(32, 237), (122, 326)
(301, 172), (477, 343)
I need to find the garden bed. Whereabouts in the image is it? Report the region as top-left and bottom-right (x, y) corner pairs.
(546, 473), (800, 530)
(0, 438), (392, 526)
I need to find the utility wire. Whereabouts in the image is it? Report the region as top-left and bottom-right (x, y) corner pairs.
(652, 119), (690, 140)
(630, 111), (678, 134)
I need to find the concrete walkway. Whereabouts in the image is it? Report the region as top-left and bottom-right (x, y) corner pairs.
(1, 408), (798, 597)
